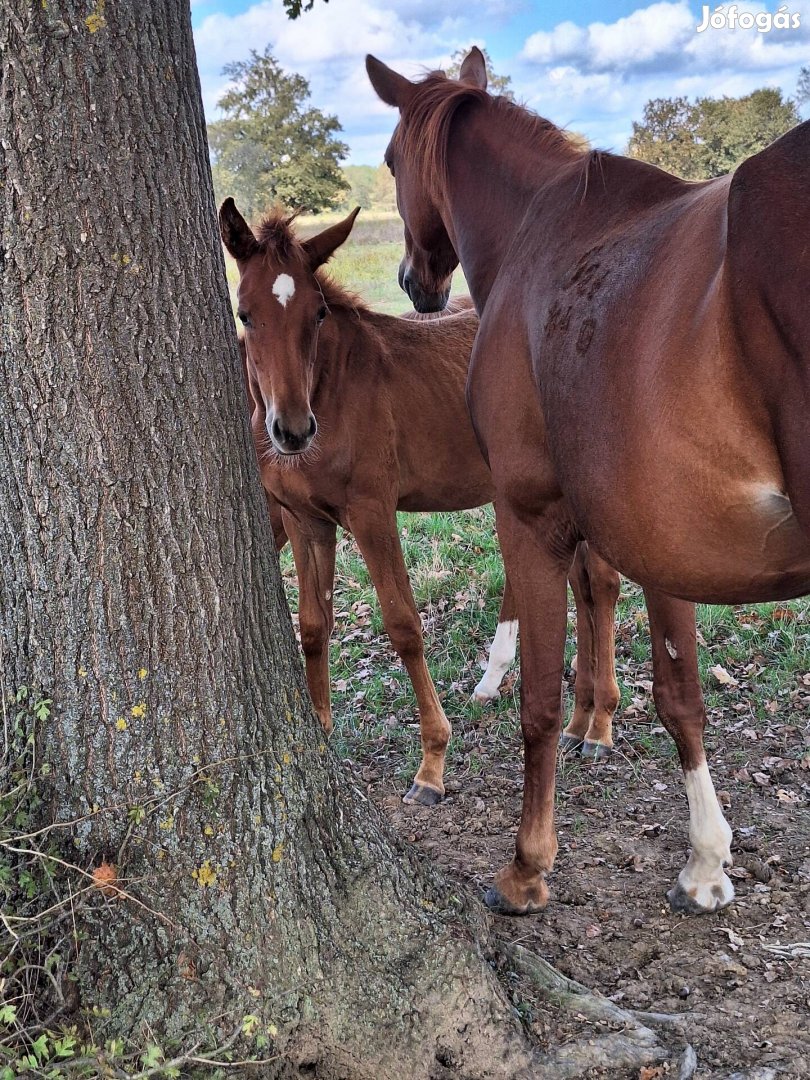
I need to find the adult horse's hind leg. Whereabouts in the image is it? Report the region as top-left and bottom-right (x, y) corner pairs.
(284, 511), (337, 735)
(645, 588), (734, 914)
(347, 502), (450, 806)
(561, 544), (621, 759)
(473, 574), (518, 702)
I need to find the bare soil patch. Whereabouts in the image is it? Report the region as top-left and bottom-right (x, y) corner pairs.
(355, 681), (810, 1078)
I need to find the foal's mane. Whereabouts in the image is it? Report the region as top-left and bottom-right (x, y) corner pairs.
(254, 207), (367, 313)
(394, 72), (591, 190)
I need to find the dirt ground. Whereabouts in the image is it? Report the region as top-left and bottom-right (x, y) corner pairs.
(352, 670), (810, 1079)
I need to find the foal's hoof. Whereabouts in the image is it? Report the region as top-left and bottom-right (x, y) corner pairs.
(403, 781), (444, 807)
(667, 876), (735, 915)
(472, 685), (499, 705)
(559, 733), (584, 753)
(581, 740), (613, 761)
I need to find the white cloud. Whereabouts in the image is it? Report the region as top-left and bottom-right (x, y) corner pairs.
(517, 1), (810, 151)
(522, 1), (810, 77)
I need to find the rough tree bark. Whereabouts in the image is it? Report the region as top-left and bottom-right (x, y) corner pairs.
(0, 5), (678, 1078)
(0, 3), (542, 1077)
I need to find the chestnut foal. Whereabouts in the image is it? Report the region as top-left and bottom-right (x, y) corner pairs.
(221, 199), (622, 803)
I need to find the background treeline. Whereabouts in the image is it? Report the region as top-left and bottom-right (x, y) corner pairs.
(209, 47), (810, 219)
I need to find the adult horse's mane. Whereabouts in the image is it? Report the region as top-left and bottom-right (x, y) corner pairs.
(254, 207), (368, 313)
(393, 73), (593, 190)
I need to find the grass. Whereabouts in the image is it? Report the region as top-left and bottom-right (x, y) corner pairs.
(278, 502), (810, 790)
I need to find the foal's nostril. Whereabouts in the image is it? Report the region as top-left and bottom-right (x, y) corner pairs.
(306, 414), (317, 439)
(270, 417), (283, 445)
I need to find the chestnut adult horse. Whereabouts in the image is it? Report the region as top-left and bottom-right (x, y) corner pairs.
(219, 198), (622, 804)
(367, 48), (810, 915)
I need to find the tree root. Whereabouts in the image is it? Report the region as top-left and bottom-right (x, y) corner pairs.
(497, 940), (692, 1078)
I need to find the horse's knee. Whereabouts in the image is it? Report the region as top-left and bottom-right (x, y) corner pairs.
(596, 681), (620, 716)
(299, 618), (330, 658)
(521, 702), (563, 742)
(385, 614), (425, 662)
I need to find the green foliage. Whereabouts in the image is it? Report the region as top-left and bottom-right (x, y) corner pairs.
(282, 0), (326, 17)
(337, 164), (396, 213)
(445, 46), (514, 100)
(209, 48), (349, 217)
(797, 66), (810, 110)
(628, 87), (801, 179)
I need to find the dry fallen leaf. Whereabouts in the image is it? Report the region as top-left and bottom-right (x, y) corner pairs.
(709, 664), (739, 688)
(91, 860), (121, 898)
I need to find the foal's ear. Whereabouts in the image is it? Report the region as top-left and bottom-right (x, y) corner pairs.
(219, 198), (259, 262)
(458, 46), (487, 90)
(366, 55), (415, 110)
(302, 207), (360, 271)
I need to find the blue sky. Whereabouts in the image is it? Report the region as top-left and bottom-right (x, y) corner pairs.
(191, 0), (810, 165)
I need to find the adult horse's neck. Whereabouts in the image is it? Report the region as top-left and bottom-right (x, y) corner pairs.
(441, 104), (578, 309)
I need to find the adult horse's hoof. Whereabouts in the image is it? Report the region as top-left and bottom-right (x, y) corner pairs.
(559, 733), (584, 753)
(483, 882), (548, 916)
(403, 781), (444, 806)
(581, 739), (613, 761)
(484, 865), (549, 915)
(667, 876), (735, 915)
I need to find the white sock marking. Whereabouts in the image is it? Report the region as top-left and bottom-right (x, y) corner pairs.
(272, 273), (296, 307)
(676, 761), (734, 910)
(473, 619), (518, 702)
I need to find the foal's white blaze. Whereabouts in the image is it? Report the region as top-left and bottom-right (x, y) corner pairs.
(272, 273), (296, 307)
(473, 619), (518, 702)
(675, 761), (735, 911)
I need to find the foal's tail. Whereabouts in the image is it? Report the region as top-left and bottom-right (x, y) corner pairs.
(726, 120), (810, 534)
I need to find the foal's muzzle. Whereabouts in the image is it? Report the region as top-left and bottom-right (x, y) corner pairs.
(269, 413), (317, 455)
(399, 261), (450, 315)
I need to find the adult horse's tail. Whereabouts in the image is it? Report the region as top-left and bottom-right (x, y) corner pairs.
(727, 120), (810, 536)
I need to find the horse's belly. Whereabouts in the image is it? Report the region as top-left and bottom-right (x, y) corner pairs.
(589, 480), (810, 604)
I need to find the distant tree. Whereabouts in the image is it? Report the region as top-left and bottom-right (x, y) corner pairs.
(283, 0), (326, 16)
(446, 46), (514, 100)
(628, 88), (801, 179)
(209, 48), (349, 216)
(337, 163), (397, 213)
(341, 164), (377, 209)
(797, 66), (810, 110)
(371, 162), (397, 211)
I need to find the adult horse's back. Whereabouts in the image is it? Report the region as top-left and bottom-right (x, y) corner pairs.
(367, 48), (810, 916)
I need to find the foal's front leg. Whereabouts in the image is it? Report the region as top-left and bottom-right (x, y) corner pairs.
(284, 511), (337, 734)
(645, 588), (734, 913)
(347, 502), (450, 806)
(485, 500), (575, 914)
(473, 573), (518, 703)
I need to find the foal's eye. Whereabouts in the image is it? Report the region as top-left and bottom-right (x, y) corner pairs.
(316, 306), (328, 324)
(237, 310), (252, 328)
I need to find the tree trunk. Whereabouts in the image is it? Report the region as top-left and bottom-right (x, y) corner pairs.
(0, 4), (534, 1076)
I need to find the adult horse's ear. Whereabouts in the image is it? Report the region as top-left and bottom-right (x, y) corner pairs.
(458, 46), (487, 90)
(302, 207), (360, 271)
(219, 198), (259, 262)
(366, 55), (415, 110)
